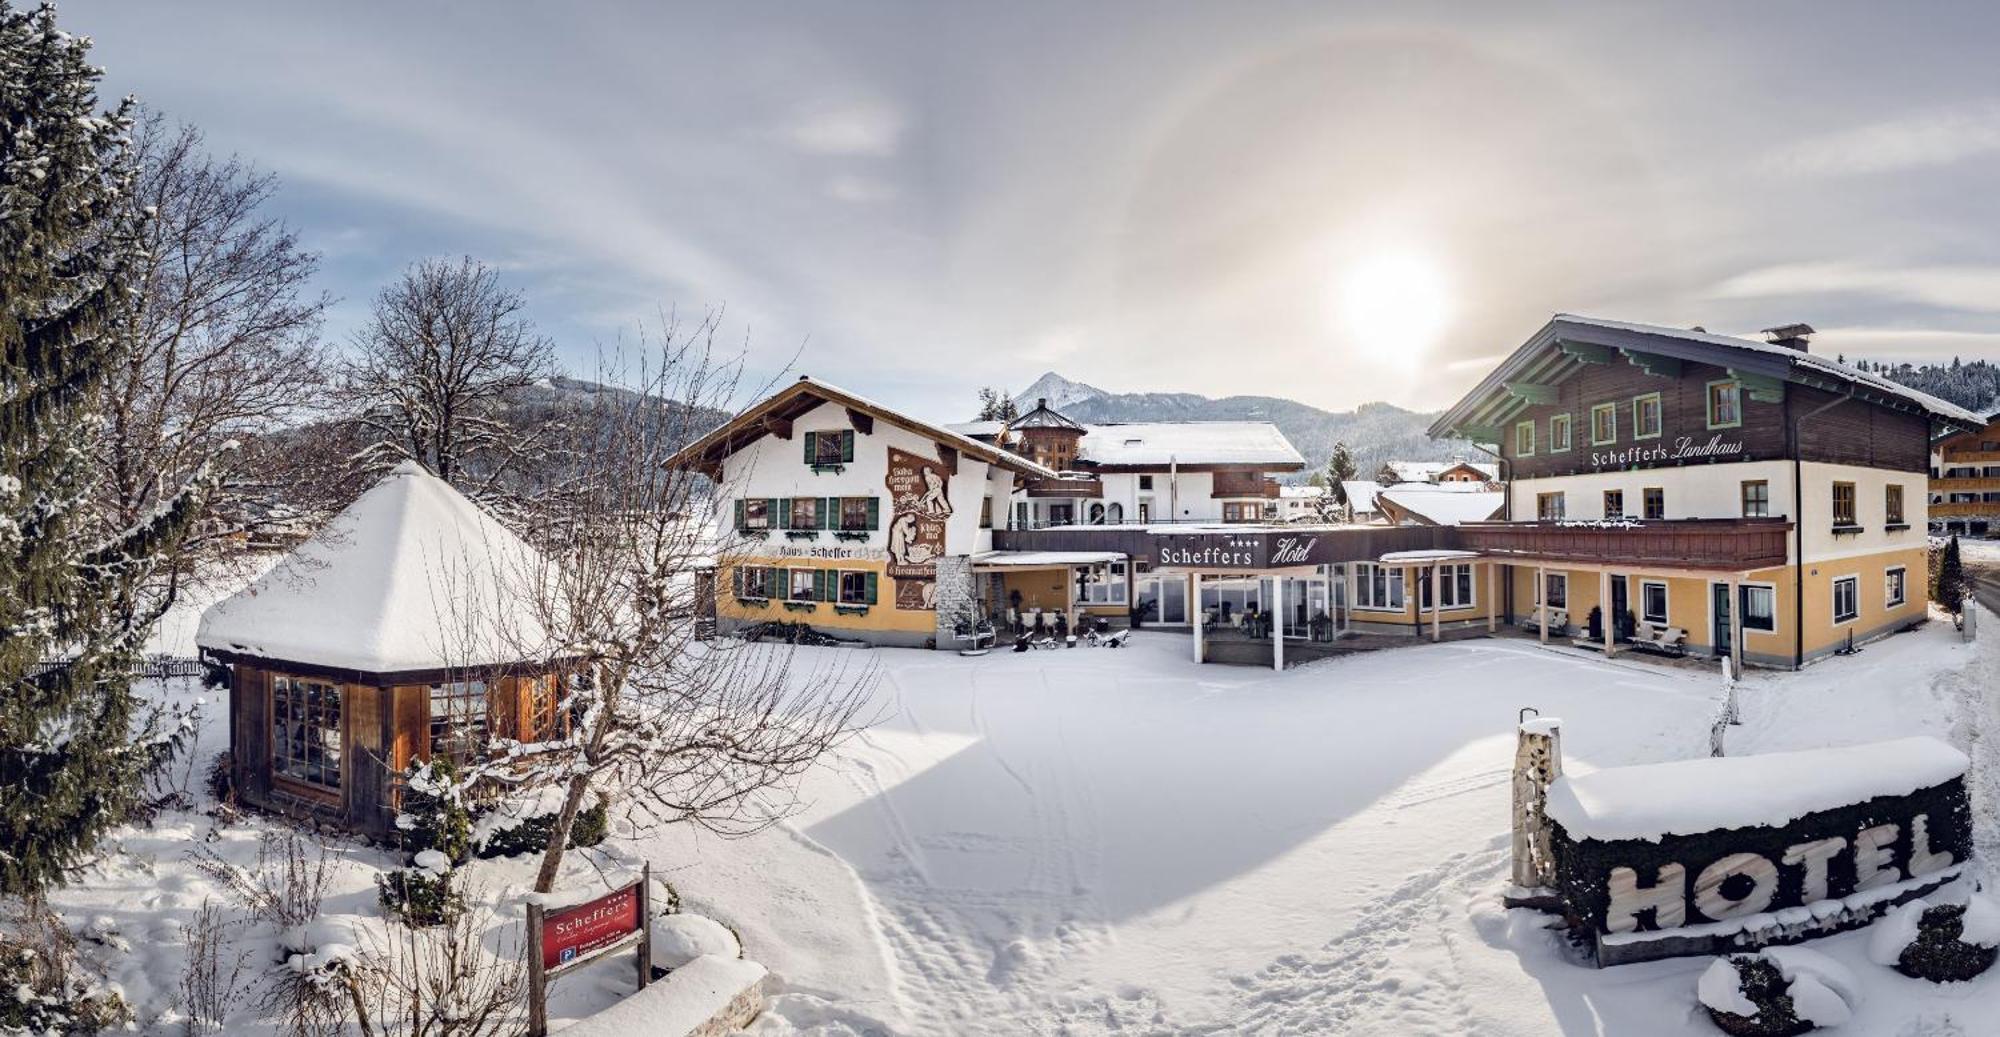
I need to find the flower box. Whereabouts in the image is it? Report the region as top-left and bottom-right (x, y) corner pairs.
(782, 601), (818, 614)
(833, 529), (871, 542)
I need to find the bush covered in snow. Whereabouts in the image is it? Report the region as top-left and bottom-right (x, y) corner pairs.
(1698, 947), (1858, 1036)
(0, 934), (132, 1035)
(651, 912), (741, 969)
(1867, 897), (2000, 983)
(476, 799), (610, 860)
(377, 859), (465, 929)
(397, 760), (473, 865)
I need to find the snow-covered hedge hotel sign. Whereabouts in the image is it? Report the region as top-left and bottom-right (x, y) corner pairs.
(1543, 737), (1971, 966)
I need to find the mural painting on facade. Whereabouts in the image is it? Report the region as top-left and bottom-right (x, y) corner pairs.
(885, 446), (952, 610)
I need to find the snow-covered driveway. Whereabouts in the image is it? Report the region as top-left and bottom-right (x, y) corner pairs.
(724, 632), (1756, 1034)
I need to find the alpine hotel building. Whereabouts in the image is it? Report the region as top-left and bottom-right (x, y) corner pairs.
(1436, 316), (1980, 669)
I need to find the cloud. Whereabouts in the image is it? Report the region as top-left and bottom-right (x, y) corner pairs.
(1710, 261), (2000, 314)
(782, 100), (906, 156)
(825, 173), (897, 203)
(1767, 102), (2000, 176)
(1809, 326), (2000, 362)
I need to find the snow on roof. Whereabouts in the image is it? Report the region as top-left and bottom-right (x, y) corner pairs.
(1077, 422), (1305, 468)
(1341, 480), (1384, 511)
(1278, 484), (1325, 499)
(1375, 484), (1503, 525)
(196, 461), (553, 673)
(1555, 315), (1984, 426)
(1546, 736), (1968, 843)
(1385, 460), (1496, 482)
(947, 419), (1006, 438)
(971, 550), (1125, 567)
(1378, 549), (1480, 563)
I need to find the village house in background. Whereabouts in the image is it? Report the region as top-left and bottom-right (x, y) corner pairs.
(1434, 316), (1978, 669)
(196, 461), (566, 834)
(1929, 408), (2000, 535)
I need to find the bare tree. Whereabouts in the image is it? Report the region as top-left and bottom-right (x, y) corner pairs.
(338, 256), (557, 496)
(104, 114), (330, 569)
(462, 313), (873, 894)
(346, 899), (525, 1037)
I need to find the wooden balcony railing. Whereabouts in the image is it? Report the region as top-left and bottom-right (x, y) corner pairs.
(1455, 518), (1793, 571)
(1932, 477), (2000, 492)
(1932, 501), (2000, 517)
(1023, 475), (1104, 499)
(1211, 476), (1281, 499)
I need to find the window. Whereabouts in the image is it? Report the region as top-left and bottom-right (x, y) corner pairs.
(1223, 502), (1259, 522)
(1015, 501), (1030, 529)
(1603, 490), (1625, 519)
(1549, 413), (1573, 452)
(1515, 420), (1535, 457)
(788, 496), (820, 530)
(1543, 572), (1568, 609)
(1741, 585), (1776, 632)
(1355, 563), (1406, 610)
(1590, 403), (1617, 446)
(790, 568), (819, 601)
(1741, 480), (1769, 518)
(1640, 581), (1668, 626)
(1707, 380), (1742, 429)
(1537, 492), (1566, 520)
(735, 565), (775, 599)
(740, 498), (771, 530)
(428, 680), (489, 761)
(1832, 575), (1859, 623)
(271, 677), (342, 791)
(1420, 563), (1476, 610)
(806, 429), (855, 466)
(1139, 475), (1154, 491)
(980, 495), (993, 529)
(1077, 560), (1129, 605)
(1631, 393), (1663, 440)
(1643, 487), (1665, 520)
(1885, 485), (1905, 527)
(1886, 567), (1907, 608)
(526, 676), (557, 742)
(1832, 482), (1857, 528)
(838, 570), (877, 606)
(840, 497), (876, 530)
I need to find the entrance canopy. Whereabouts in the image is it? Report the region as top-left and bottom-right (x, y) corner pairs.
(971, 550), (1124, 570)
(1378, 549), (1481, 564)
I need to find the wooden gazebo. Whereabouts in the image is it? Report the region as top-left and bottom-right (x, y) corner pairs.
(197, 461), (562, 835)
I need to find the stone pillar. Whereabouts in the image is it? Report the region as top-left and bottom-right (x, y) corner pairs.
(933, 555), (975, 650)
(1511, 715), (1564, 893)
(1191, 572), (1204, 664)
(1271, 575), (1285, 671)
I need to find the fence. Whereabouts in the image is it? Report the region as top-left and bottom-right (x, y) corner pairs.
(27, 655), (208, 681)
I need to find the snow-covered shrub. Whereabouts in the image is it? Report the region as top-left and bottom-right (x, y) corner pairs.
(204, 750), (236, 811)
(175, 899), (252, 1035)
(0, 932), (132, 1035)
(650, 913), (741, 969)
(1698, 947), (1858, 1036)
(570, 798), (610, 848)
(475, 798), (610, 859)
(397, 760), (473, 865)
(377, 854), (466, 929)
(1868, 896), (2000, 982)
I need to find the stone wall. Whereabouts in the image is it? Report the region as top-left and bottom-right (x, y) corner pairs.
(933, 554), (976, 649)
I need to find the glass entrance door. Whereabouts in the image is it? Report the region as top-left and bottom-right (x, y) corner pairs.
(1283, 577), (1329, 639)
(1158, 575), (1187, 625)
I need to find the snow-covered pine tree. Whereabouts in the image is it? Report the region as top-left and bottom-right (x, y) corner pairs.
(1937, 535), (1968, 620)
(1317, 441), (1357, 521)
(0, 2), (217, 898)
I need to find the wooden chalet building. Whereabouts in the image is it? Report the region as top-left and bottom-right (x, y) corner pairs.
(1431, 316), (1982, 669)
(1930, 409), (2000, 535)
(197, 461), (563, 834)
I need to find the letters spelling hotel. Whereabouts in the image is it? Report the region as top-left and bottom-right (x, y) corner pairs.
(667, 316), (1982, 671)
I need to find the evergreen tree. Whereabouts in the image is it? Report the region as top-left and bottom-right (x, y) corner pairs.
(1316, 441), (1357, 521)
(1937, 535), (1968, 618)
(0, 2), (217, 898)
(974, 386), (1019, 422)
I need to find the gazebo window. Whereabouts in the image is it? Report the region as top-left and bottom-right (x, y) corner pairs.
(429, 680), (489, 761)
(272, 677), (343, 791)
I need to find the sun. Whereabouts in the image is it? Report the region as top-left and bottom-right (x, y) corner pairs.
(1336, 250), (1452, 360)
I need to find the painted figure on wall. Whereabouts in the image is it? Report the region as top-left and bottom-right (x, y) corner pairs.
(886, 446), (953, 609)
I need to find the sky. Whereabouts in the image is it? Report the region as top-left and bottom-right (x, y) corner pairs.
(64, 1), (2000, 420)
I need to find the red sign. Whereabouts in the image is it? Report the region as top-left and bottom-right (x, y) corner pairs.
(540, 882), (641, 971)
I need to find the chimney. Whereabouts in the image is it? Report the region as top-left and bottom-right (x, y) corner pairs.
(1761, 323), (1815, 352)
(1037, 397), (1048, 409)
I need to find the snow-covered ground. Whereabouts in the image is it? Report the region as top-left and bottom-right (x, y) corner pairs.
(46, 608), (2000, 1035)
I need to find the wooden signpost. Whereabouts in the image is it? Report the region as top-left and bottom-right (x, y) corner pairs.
(525, 862), (653, 1036)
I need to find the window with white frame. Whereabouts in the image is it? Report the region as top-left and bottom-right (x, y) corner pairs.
(1885, 566), (1907, 608)
(790, 568), (818, 601)
(1640, 581), (1668, 626)
(1632, 393), (1663, 440)
(1832, 575), (1859, 623)
(1590, 403), (1617, 445)
(1420, 563), (1475, 609)
(1515, 420), (1535, 456)
(735, 565), (774, 599)
(1542, 572), (1568, 609)
(742, 497), (771, 530)
(1076, 560), (1129, 605)
(1741, 585), (1776, 631)
(1537, 492), (1565, 520)
(1603, 489), (1625, 519)
(1355, 563), (1405, 610)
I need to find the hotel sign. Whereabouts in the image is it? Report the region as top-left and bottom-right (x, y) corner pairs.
(1156, 532), (1324, 570)
(1590, 434), (1743, 470)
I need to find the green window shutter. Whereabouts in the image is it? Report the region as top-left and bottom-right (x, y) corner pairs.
(803, 431), (816, 463)
(734, 499), (746, 531)
(815, 569), (831, 602)
(865, 571), (878, 604)
(732, 565), (743, 596)
(867, 497), (880, 529)
(824, 497), (837, 529)
(841, 429), (855, 462)
(778, 497), (793, 529)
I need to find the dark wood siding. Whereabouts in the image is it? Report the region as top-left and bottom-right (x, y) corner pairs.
(1499, 357), (1930, 479)
(343, 685), (391, 832)
(232, 664), (271, 803)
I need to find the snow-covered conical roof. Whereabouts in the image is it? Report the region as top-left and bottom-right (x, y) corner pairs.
(197, 460), (552, 674)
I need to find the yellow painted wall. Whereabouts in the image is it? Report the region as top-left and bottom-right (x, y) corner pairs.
(719, 557), (934, 634)
(995, 569), (1127, 618)
(1798, 546), (1929, 655)
(1350, 563), (1502, 628)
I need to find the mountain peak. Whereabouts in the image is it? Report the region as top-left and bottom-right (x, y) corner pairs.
(1013, 371), (1106, 412)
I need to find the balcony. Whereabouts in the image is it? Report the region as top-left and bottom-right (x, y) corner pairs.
(1210, 474), (1281, 499)
(1455, 517), (1792, 571)
(1932, 476), (2000, 492)
(1024, 475), (1103, 499)
(1940, 449), (2000, 465)
(1933, 501), (2000, 517)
